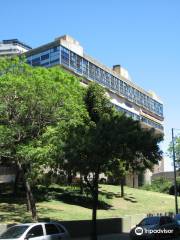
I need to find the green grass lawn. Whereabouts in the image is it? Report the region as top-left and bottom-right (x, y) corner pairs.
(0, 184), (179, 223)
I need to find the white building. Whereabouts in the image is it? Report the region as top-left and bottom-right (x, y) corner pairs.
(0, 39), (31, 57)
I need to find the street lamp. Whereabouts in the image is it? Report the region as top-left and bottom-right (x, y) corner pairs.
(172, 128), (180, 214)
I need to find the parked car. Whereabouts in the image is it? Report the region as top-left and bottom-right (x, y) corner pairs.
(129, 216), (179, 239)
(174, 214), (180, 225)
(0, 222), (70, 240)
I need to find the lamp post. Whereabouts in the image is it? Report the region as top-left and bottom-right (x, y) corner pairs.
(172, 128), (179, 214)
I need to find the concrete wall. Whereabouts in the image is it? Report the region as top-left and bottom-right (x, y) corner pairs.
(0, 215), (147, 237)
(125, 174), (138, 188)
(0, 167), (16, 183)
(152, 171), (180, 182)
(0, 175), (15, 183)
(143, 169), (152, 185)
(61, 219), (122, 237)
(0, 167), (16, 175)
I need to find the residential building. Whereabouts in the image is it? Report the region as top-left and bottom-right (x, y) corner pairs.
(0, 39), (31, 57)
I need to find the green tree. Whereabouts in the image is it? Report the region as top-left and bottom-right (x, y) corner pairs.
(26, 79), (163, 239)
(0, 57), (85, 220)
(63, 84), (135, 239)
(127, 127), (163, 188)
(168, 136), (180, 166)
(64, 83), (163, 240)
(107, 158), (126, 197)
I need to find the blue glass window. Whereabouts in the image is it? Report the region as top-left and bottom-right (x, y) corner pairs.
(82, 59), (88, 76)
(26, 45), (164, 118)
(50, 59), (59, 64)
(41, 53), (49, 61)
(32, 57), (40, 66)
(77, 55), (82, 73)
(61, 47), (69, 66)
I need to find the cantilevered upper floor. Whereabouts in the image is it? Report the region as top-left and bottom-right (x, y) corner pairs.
(25, 35), (164, 132)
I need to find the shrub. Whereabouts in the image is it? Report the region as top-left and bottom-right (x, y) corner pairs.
(141, 177), (172, 193)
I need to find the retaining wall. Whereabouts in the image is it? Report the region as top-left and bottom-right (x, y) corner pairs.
(0, 214), (147, 237)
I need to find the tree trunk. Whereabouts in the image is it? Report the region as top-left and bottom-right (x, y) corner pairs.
(92, 171), (99, 240)
(120, 176), (124, 197)
(25, 179), (37, 221)
(80, 174), (84, 195)
(13, 169), (20, 195)
(67, 171), (73, 185)
(17, 162), (37, 221)
(132, 171), (135, 188)
(26, 188), (31, 212)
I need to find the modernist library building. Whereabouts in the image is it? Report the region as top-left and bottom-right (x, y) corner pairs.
(25, 35), (164, 133)
(3, 35), (164, 186)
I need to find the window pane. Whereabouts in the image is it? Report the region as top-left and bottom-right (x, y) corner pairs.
(82, 59), (88, 76)
(27, 225), (43, 238)
(0, 226), (29, 239)
(41, 53), (49, 61)
(61, 47), (69, 66)
(56, 224), (65, 233)
(140, 217), (159, 226)
(45, 224), (59, 235)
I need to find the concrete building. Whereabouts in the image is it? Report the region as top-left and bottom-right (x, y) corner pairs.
(0, 39), (31, 57)
(25, 35), (164, 132)
(25, 35), (164, 186)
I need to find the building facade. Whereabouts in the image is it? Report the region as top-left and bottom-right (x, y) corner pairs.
(26, 35), (163, 133)
(25, 35), (164, 185)
(0, 39), (31, 57)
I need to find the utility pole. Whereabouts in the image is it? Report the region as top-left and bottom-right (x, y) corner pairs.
(172, 128), (178, 214)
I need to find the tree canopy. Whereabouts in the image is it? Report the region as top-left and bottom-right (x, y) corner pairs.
(0, 57), (86, 219)
(0, 57), (163, 234)
(168, 135), (180, 166)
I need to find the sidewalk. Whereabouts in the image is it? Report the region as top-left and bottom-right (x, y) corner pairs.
(72, 233), (130, 240)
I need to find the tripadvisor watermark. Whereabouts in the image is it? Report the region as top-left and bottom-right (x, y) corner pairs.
(135, 227), (144, 235)
(135, 226), (173, 236)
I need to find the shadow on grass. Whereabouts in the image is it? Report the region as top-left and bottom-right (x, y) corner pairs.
(123, 195), (137, 203)
(0, 199), (32, 223)
(99, 190), (122, 199)
(0, 185), (113, 223)
(56, 193), (112, 210)
(0, 187), (33, 223)
(0, 193), (25, 205)
(34, 185), (112, 210)
(34, 186), (67, 202)
(99, 188), (138, 203)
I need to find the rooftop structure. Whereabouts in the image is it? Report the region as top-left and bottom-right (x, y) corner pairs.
(0, 39), (32, 57)
(25, 35), (164, 133)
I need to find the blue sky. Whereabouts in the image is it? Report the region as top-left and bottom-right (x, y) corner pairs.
(1, 0), (180, 170)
